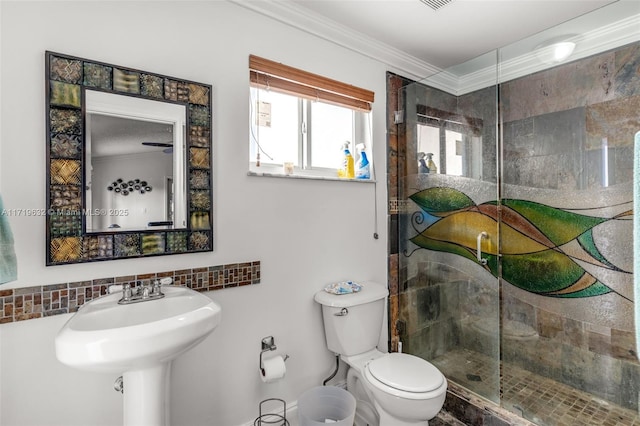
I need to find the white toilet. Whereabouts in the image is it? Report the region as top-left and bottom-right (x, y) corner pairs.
(314, 281), (447, 426)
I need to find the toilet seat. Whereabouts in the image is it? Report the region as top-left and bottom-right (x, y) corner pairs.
(364, 353), (445, 400)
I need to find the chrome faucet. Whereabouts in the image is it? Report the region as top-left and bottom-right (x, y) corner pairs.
(118, 278), (170, 304)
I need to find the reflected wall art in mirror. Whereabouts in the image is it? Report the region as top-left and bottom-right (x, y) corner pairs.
(46, 51), (213, 265)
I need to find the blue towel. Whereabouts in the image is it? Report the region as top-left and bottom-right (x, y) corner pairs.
(0, 195), (17, 284)
(634, 132), (640, 359)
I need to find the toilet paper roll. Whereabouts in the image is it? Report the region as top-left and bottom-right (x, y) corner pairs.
(261, 355), (286, 383)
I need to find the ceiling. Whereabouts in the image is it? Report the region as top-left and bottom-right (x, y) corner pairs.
(90, 114), (173, 157)
(233, 0), (637, 80)
(290, 0), (618, 69)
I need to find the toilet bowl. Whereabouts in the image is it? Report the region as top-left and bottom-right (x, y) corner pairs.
(363, 352), (447, 425)
(314, 282), (448, 426)
(342, 350), (447, 426)
(344, 351), (382, 426)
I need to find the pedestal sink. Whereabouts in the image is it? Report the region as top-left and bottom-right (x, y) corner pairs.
(55, 285), (221, 426)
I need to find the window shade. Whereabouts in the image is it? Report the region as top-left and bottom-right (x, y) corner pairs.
(249, 55), (374, 112)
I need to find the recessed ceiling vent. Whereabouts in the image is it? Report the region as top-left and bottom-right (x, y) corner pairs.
(420, 0), (453, 11)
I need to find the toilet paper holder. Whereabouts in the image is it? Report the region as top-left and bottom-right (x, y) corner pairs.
(259, 336), (289, 374)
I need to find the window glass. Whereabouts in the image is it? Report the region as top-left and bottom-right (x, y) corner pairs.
(310, 102), (354, 169)
(250, 88), (299, 165)
(417, 124), (440, 173)
(445, 129), (463, 176)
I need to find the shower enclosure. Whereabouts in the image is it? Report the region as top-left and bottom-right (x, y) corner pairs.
(391, 2), (640, 425)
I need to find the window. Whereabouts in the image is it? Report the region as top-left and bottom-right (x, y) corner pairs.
(248, 55), (374, 179)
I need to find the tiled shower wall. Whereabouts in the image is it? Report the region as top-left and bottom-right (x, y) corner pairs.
(0, 261), (260, 323)
(386, 71), (413, 354)
(387, 40), (640, 416)
(499, 42), (639, 410)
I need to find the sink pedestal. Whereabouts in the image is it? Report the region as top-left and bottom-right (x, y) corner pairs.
(55, 286), (221, 426)
(123, 363), (172, 426)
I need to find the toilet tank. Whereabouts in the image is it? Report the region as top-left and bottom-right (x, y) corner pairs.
(314, 281), (389, 356)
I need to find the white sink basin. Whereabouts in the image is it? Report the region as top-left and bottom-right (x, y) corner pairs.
(55, 285), (221, 426)
(56, 285), (221, 372)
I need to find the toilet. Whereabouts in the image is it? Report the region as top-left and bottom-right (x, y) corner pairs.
(314, 281), (447, 426)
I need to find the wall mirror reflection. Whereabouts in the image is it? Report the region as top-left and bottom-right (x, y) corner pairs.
(85, 91), (187, 232)
(46, 51), (213, 265)
(413, 106), (484, 179)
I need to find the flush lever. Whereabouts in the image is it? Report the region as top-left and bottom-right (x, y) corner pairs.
(334, 308), (349, 317)
(477, 231), (488, 265)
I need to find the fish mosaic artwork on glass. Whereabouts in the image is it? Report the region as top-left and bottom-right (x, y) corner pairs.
(407, 187), (632, 300)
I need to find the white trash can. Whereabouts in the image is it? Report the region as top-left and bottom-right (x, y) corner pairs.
(297, 386), (356, 426)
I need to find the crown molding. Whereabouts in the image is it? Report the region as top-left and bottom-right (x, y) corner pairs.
(455, 13), (640, 95)
(423, 13), (640, 96)
(228, 0), (440, 81)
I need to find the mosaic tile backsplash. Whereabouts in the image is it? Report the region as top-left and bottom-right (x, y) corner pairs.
(0, 261), (260, 323)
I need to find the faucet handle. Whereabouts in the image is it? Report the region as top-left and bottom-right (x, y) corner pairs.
(141, 285), (151, 299)
(119, 284), (133, 304)
(151, 279), (165, 297)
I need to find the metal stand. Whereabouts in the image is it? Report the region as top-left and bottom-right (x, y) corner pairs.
(253, 398), (289, 426)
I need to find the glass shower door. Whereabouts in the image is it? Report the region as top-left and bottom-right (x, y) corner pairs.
(395, 52), (501, 403)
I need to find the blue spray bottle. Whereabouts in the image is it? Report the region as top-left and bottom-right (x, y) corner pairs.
(355, 143), (370, 179)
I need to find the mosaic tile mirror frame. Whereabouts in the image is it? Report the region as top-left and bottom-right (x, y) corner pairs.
(45, 51), (213, 265)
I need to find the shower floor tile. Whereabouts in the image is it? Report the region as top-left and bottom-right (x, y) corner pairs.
(432, 348), (640, 426)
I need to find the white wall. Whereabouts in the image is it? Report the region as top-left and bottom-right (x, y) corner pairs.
(92, 152), (172, 231)
(0, 1), (393, 425)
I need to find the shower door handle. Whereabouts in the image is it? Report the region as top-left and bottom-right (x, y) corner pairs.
(477, 232), (488, 265)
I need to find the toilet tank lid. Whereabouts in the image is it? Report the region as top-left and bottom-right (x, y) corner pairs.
(314, 281), (389, 308)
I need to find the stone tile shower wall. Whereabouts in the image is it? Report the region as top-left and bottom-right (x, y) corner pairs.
(387, 71), (414, 354)
(498, 42), (640, 410)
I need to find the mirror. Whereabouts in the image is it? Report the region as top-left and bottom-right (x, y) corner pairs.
(85, 90), (187, 232)
(46, 51), (213, 265)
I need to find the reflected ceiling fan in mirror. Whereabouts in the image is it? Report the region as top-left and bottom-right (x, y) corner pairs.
(141, 141), (173, 154)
